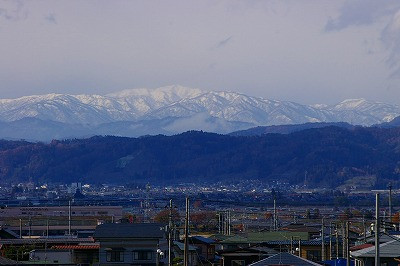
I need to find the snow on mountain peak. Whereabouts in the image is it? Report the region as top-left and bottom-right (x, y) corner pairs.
(0, 86), (399, 130)
(333, 98), (369, 109)
(106, 85), (204, 100)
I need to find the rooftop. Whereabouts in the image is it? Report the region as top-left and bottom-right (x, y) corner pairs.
(351, 240), (400, 258)
(190, 235), (215, 244)
(93, 223), (165, 239)
(249, 252), (321, 266)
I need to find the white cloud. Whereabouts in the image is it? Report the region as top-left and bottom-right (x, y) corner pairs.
(381, 10), (400, 77)
(0, 0), (27, 21)
(325, 0), (400, 78)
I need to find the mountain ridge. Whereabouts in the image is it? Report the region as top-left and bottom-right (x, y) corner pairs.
(0, 85), (399, 140)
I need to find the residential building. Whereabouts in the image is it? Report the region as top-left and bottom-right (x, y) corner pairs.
(93, 223), (166, 265)
(189, 236), (216, 263)
(218, 246), (278, 266)
(351, 239), (400, 266)
(173, 241), (199, 266)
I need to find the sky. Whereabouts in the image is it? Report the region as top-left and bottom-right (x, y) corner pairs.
(1, 0), (400, 105)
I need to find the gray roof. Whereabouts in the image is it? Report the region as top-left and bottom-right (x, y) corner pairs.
(219, 246), (278, 256)
(0, 228), (19, 239)
(249, 252), (321, 266)
(365, 233), (396, 244)
(0, 238), (93, 245)
(265, 237), (339, 246)
(93, 223), (165, 239)
(174, 241), (197, 251)
(351, 239), (400, 258)
(0, 256), (17, 265)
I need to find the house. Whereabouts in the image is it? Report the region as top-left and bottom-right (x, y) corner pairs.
(263, 237), (340, 262)
(280, 223), (322, 239)
(173, 241), (199, 266)
(189, 236), (216, 263)
(217, 231), (309, 251)
(0, 236), (95, 262)
(93, 223), (166, 265)
(29, 244), (99, 264)
(29, 249), (74, 264)
(218, 235), (250, 250)
(52, 244), (99, 264)
(351, 239), (400, 266)
(218, 246), (278, 266)
(360, 231), (400, 245)
(248, 252), (321, 266)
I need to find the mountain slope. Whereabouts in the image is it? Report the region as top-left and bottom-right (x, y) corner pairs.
(145, 91), (336, 125)
(0, 116), (253, 142)
(0, 85), (204, 124)
(0, 127), (399, 188)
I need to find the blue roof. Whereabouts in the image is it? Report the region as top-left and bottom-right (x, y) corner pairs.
(323, 259), (354, 266)
(190, 235), (215, 244)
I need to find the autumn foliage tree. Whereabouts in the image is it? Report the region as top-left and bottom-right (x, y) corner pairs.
(153, 209), (180, 224)
(392, 212), (400, 223)
(190, 211), (217, 232)
(265, 212), (272, 220)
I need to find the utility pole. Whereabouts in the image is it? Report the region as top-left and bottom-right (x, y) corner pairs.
(218, 213), (221, 234)
(273, 196), (277, 231)
(388, 183), (393, 221)
(168, 199), (173, 266)
(46, 219), (49, 238)
(375, 193), (380, 266)
(68, 200), (71, 236)
(363, 215), (366, 244)
(222, 212), (225, 235)
(225, 211), (227, 235)
(225, 211), (228, 235)
(28, 216), (32, 238)
(228, 210), (231, 236)
(342, 222), (345, 259)
(184, 197), (189, 266)
(19, 219), (22, 238)
(298, 239), (301, 258)
(346, 221), (350, 266)
(321, 218), (325, 261)
(335, 227), (339, 259)
(290, 236), (293, 254)
(329, 221), (332, 260)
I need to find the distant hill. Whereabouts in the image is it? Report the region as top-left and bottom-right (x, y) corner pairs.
(0, 117), (253, 142)
(229, 122), (354, 136)
(0, 126), (399, 189)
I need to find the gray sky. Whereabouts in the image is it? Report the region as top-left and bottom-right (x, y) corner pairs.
(1, 0), (400, 104)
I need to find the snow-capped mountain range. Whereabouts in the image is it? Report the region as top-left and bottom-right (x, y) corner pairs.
(0, 85), (399, 141)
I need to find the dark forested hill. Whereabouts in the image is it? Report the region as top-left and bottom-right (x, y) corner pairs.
(0, 126), (400, 188)
(229, 122), (354, 136)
